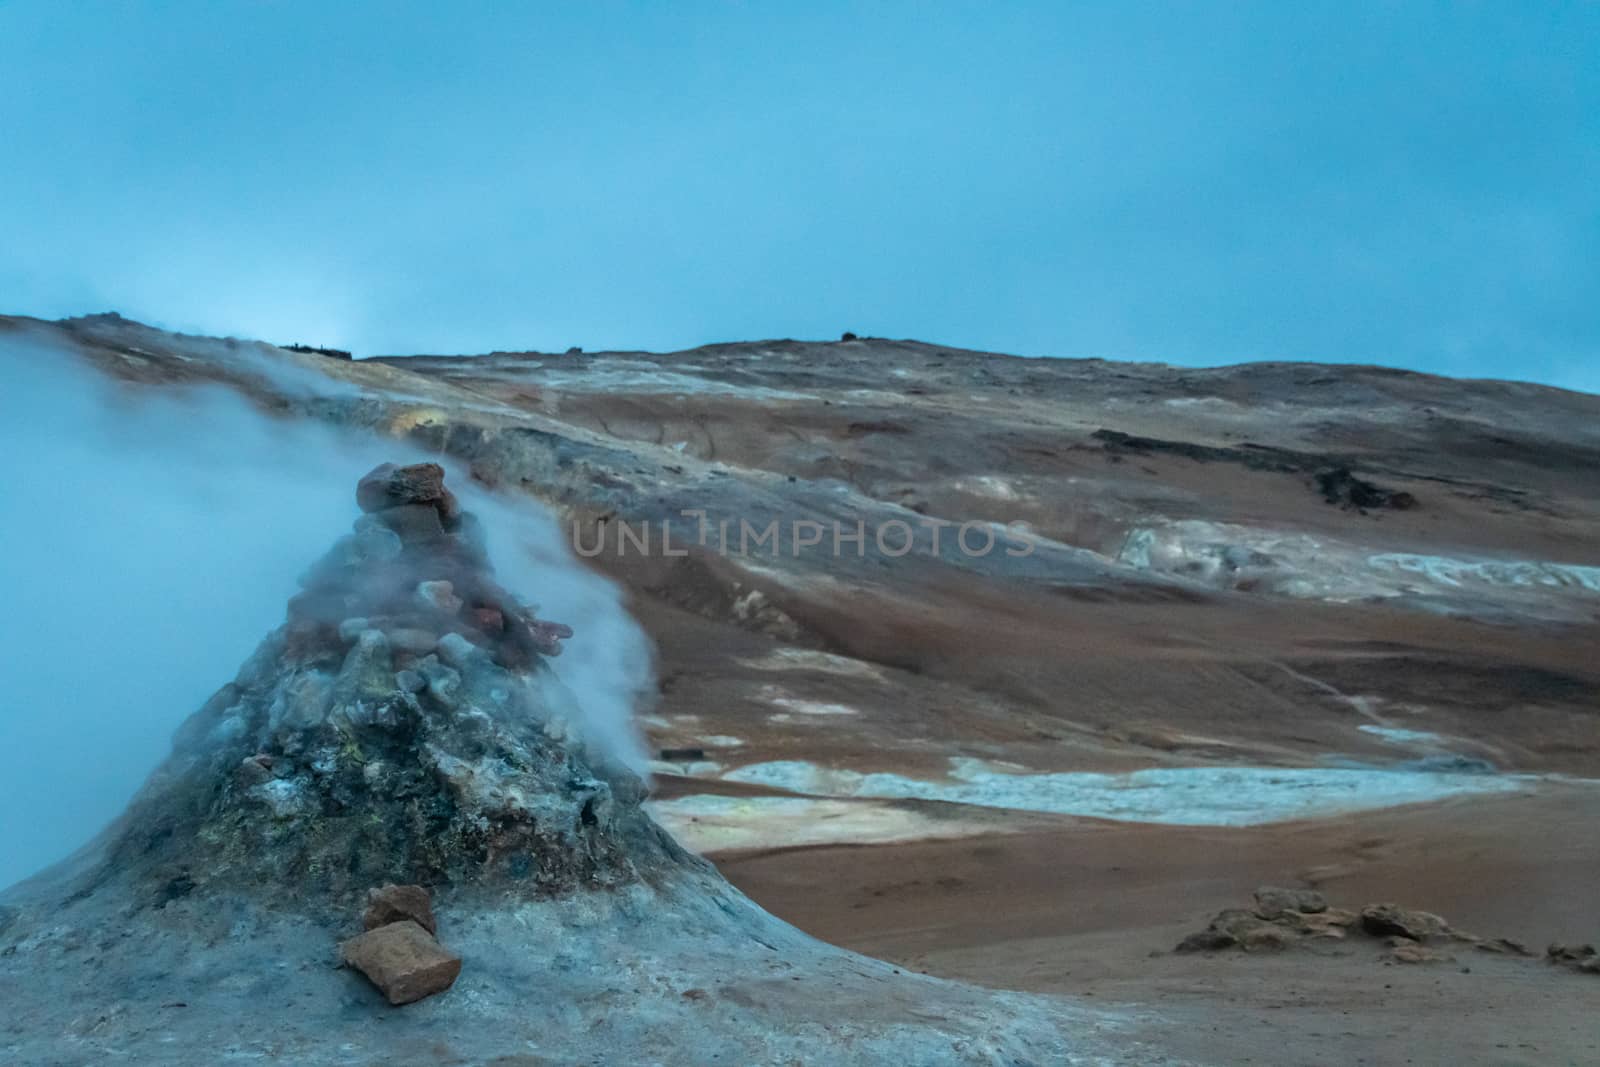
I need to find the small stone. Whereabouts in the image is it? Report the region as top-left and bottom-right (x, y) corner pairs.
(435, 632), (479, 669)
(1253, 886), (1327, 920)
(416, 581), (463, 614)
(527, 618), (573, 656)
(357, 462), (446, 513)
(387, 628), (439, 655)
(331, 630), (395, 708)
(499, 613), (574, 663)
(470, 607), (505, 634)
(268, 670), (334, 738)
(417, 656), (463, 707)
(338, 617), (371, 642)
(1387, 938), (1452, 964)
(235, 753), (274, 786)
(340, 920), (460, 1005)
(395, 669), (426, 693)
(1361, 903), (1450, 942)
(1295, 908), (1357, 939)
(364, 884), (438, 936)
(351, 521), (403, 563)
(1240, 925), (1296, 952)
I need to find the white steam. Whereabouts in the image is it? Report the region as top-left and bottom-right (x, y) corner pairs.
(463, 490), (656, 771)
(0, 339), (651, 889)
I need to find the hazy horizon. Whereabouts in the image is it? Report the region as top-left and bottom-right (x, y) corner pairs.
(14, 306), (1600, 398)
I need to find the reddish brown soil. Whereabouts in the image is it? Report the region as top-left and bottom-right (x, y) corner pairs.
(716, 788), (1600, 1065)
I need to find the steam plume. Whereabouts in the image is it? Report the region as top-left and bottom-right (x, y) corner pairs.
(0, 337), (650, 887)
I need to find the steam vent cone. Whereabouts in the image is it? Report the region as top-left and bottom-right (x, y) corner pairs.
(0, 464), (1132, 1065)
(93, 460), (676, 905)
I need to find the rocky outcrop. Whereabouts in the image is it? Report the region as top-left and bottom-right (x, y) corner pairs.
(1175, 890), (1553, 968)
(1175, 887), (1356, 953)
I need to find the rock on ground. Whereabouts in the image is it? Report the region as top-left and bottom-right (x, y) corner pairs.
(340, 920), (462, 1005)
(364, 883), (438, 935)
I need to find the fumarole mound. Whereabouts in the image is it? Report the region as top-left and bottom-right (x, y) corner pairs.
(102, 459), (670, 909)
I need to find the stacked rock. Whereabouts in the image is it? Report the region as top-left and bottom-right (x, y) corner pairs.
(340, 884), (461, 1005)
(288, 461), (573, 670)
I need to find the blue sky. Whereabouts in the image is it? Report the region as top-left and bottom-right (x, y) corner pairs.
(1, 2), (1595, 390)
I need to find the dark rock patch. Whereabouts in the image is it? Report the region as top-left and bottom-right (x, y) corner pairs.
(1315, 466), (1417, 510)
(1092, 429), (1421, 511)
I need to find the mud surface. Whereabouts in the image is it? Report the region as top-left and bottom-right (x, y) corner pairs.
(717, 788), (1600, 1066)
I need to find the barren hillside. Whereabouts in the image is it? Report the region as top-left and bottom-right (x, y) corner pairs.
(5, 312), (1597, 1064)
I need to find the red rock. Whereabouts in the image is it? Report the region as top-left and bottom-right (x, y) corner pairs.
(357, 462), (446, 513)
(470, 607), (505, 634)
(493, 613), (575, 666)
(526, 618), (574, 656)
(340, 920), (460, 1005)
(363, 884), (438, 936)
